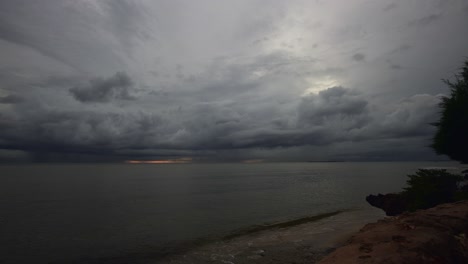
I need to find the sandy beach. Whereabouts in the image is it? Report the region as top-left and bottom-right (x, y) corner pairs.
(155, 209), (385, 264)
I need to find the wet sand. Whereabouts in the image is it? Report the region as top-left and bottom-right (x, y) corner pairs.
(155, 209), (384, 264)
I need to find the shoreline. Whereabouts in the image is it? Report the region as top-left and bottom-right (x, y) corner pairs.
(222, 210), (344, 240)
(154, 208), (384, 264)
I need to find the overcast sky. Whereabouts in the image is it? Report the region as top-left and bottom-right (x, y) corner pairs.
(0, 0), (467, 162)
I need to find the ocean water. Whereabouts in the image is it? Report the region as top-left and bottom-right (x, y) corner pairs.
(0, 162), (458, 263)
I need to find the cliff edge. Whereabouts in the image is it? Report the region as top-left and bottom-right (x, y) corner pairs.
(318, 201), (468, 264)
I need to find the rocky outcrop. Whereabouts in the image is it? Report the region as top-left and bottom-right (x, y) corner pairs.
(318, 201), (468, 264)
(365, 193), (408, 216)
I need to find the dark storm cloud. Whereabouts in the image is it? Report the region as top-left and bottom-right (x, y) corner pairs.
(0, 95), (23, 104)
(1, 0), (467, 162)
(0, 76), (443, 161)
(298, 87), (369, 126)
(214, 129), (332, 149)
(346, 94), (441, 146)
(297, 88), (440, 146)
(69, 72), (136, 103)
(378, 94), (440, 138)
(0, 108), (165, 154)
(0, 37), (445, 162)
(179, 86), (439, 151)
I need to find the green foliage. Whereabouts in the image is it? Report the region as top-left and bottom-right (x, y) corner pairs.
(402, 169), (463, 211)
(432, 60), (468, 163)
(368, 61), (468, 215)
(454, 184), (468, 201)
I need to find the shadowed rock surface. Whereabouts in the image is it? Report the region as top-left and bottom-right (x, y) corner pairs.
(318, 201), (468, 264)
(365, 193), (408, 216)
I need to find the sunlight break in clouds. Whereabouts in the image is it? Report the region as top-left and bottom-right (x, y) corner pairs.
(0, 0), (467, 162)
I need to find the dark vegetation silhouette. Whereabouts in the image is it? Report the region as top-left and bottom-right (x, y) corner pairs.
(367, 60), (468, 215)
(432, 60), (468, 163)
(403, 169), (463, 210)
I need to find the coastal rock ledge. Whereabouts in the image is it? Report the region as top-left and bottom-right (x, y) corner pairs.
(318, 201), (468, 264)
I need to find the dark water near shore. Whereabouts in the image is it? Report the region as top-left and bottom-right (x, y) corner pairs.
(0, 162), (458, 263)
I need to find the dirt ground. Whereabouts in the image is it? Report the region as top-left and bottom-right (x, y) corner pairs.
(319, 201), (468, 264)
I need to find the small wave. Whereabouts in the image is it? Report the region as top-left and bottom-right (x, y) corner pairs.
(223, 210), (346, 240)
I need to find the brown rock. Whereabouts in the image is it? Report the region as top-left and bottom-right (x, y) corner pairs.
(318, 201), (468, 264)
(366, 193), (409, 216)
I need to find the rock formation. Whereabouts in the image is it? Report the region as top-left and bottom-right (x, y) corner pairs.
(365, 193), (408, 216)
(318, 201), (468, 264)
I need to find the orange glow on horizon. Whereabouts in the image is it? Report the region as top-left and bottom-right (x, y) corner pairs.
(242, 159), (265, 164)
(125, 157), (192, 164)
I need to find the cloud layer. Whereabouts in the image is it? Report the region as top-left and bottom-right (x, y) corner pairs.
(1, 0), (467, 162)
(69, 72), (136, 103)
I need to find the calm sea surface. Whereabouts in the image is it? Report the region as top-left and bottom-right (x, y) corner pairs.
(0, 162), (458, 263)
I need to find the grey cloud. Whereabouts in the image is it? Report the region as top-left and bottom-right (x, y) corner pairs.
(391, 64), (403, 70)
(0, 0), (147, 74)
(1, 0), (466, 162)
(105, 0), (152, 48)
(383, 3), (397, 12)
(0, 38), (444, 161)
(69, 72), (136, 103)
(408, 14), (442, 27)
(0, 14), (78, 71)
(390, 44), (412, 54)
(0, 77), (443, 162)
(349, 94), (441, 143)
(386, 60), (403, 70)
(378, 94), (440, 138)
(299, 87), (369, 126)
(0, 108), (165, 154)
(352, 53), (365, 62)
(0, 149), (30, 163)
(217, 129), (332, 149)
(178, 52), (320, 102)
(0, 94), (23, 104)
(0, 40), (447, 162)
(297, 88), (441, 147)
